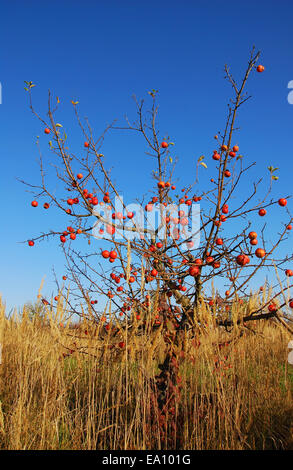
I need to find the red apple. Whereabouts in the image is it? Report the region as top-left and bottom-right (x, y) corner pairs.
(189, 266), (200, 276)
(268, 303), (276, 312)
(236, 254), (250, 266)
(278, 198), (287, 207)
(91, 197), (98, 205)
(106, 225), (115, 235)
(255, 248), (266, 258)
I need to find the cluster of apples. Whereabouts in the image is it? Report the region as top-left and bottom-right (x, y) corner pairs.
(157, 181), (173, 190)
(212, 144), (239, 161)
(102, 249), (118, 263)
(177, 193), (202, 205)
(234, 231), (266, 264)
(212, 205), (228, 228)
(60, 226), (82, 243)
(188, 253), (221, 277)
(68, 186), (99, 207)
(143, 182), (176, 212)
(236, 253), (250, 266)
(109, 270), (139, 292)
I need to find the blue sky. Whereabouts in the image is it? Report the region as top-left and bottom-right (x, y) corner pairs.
(0, 0), (293, 312)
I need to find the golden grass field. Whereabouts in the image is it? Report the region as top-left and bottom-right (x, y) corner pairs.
(0, 290), (292, 451)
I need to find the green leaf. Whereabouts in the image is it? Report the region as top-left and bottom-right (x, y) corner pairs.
(55, 123), (63, 128)
(272, 175), (279, 180)
(24, 81), (36, 89)
(268, 166), (279, 173)
(200, 162), (208, 169)
(198, 155), (205, 162)
(169, 156), (173, 164)
(148, 89), (158, 97)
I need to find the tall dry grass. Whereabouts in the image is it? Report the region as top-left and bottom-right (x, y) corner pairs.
(0, 293), (292, 450)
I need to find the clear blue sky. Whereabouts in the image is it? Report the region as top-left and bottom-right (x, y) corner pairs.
(0, 0), (293, 312)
